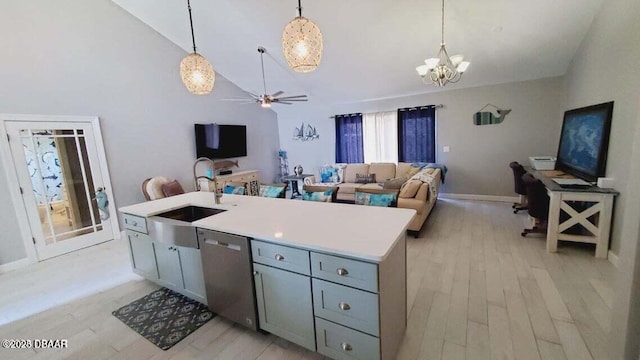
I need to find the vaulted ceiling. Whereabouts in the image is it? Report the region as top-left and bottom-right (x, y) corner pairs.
(113, 0), (603, 106)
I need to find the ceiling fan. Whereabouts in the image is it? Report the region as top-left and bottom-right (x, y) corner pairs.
(223, 47), (308, 108)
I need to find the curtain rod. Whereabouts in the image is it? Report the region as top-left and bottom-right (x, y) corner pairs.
(329, 104), (443, 119)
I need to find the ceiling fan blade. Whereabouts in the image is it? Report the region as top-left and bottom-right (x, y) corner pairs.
(271, 91), (284, 97)
(274, 101), (293, 105)
(221, 98), (255, 102)
(278, 98), (308, 102)
(276, 95), (308, 100)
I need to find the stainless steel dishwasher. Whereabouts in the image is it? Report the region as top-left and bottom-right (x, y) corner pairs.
(197, 228), (258, 331)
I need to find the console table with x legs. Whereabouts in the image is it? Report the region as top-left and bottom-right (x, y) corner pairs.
(530, 169), (618, 258)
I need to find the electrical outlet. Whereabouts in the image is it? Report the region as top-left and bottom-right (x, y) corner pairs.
(443, 146), (450, 153)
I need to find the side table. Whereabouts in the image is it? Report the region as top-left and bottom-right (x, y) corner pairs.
(281, 174), (314, 199)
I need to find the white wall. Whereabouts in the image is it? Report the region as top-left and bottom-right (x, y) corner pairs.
(0, 155), (26, 264)
(562, 0), (640, 358)
(563, 0), (640, 258)
(0, 0), (280, 266)
(278, 77), (564, 197)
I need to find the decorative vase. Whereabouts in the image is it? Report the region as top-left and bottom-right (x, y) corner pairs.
(294, 165), (303, 176)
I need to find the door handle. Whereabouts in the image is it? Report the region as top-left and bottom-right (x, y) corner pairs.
(204, 239), (241, 251)
(93, 187), (110, 220)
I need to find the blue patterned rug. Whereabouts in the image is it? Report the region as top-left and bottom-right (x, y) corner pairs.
(112, 288), (214, 350)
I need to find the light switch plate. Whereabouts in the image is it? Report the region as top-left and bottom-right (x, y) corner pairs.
(443, 146), (450, 153)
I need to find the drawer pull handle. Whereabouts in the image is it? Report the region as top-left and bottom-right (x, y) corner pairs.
(341, 342), (352, 351)
(274, 254), (285, 261)
(336, 268), (349, 276)
(131, 221), (138, 226)
(134, 233), (139, 237)
(338, 302), (351, 311)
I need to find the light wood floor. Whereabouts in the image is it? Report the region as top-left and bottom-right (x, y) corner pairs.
(0, 199), (616, 360)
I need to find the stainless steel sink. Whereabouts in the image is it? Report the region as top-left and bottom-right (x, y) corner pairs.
(148, 206), (226, 248)
(154, 206), (226, 222)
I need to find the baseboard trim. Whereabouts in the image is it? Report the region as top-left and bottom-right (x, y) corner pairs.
(440, 193), (519, 203)
(607, 251), (620, 267)
(0, 257), (30, 273)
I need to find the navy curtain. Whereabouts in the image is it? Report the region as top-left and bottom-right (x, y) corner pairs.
(397, 106), (436, 163)
(335, 113), (364, 163)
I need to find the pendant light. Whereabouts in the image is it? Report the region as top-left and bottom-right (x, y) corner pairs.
(180, 0), (215, 95)
(281, 0), (323, 73)
(416, 0), (470, 87)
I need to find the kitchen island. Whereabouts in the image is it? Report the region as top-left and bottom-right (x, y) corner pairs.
(119, 192), (415, 360)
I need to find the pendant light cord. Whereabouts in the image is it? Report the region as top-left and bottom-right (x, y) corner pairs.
(187, 0), (197, 53)
(259, 48), (268, 94)
(441, 0), (445, 45)
(297, 0), (302, 17)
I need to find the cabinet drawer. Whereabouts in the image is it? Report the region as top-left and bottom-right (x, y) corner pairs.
(251, 240), (310, 275)
(315, 317), (380, 360)
(123, 213), (148, 234)
(311, 253), (378, 292)
(313, 279), (379, 336)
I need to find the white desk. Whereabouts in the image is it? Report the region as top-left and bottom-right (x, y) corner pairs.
(531, 170), (618, 258)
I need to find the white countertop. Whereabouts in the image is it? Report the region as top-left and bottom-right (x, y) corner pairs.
(119, 192), (415, 262)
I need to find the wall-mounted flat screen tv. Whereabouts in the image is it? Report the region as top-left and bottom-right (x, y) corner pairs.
(555, 101), (614, 182)
(195, 124), (247, 159)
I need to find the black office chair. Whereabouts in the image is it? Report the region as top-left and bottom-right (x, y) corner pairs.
(521, 173), (550, 237)
(509, 162), (528, 213)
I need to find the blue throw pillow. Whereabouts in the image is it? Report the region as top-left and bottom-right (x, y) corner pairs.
(355, 192), (397, 207)
(223, 185), (245, 195)
(259, 185), (285, 198)
(320, 166), (336, 183)
(302, 189), (335, 202)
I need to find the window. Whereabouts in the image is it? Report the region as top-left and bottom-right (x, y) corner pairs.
(363, 111), (398, 163)
(397, 106), (436, 163)
(334, 114), (364, 163)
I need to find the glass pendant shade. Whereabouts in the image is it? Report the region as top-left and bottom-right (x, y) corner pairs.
(180, 0), (215, 95)
(282, 15), (323, 73)
(416, 43), (469, 87)
(180, 53), (215, 95)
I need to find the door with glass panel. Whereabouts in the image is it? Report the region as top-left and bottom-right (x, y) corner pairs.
(5, 121), (114, 260)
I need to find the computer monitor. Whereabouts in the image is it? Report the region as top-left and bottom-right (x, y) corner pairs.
(555, 102), (614, 182)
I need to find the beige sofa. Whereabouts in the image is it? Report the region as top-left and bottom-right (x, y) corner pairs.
(304, 163), (442, 232)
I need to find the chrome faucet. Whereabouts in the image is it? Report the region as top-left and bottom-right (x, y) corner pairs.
(193, 157), (221, 204)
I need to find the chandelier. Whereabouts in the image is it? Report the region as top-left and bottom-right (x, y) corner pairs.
(180, 0), (215, 95)
(416, 0), (470, 87)
(281, 0), (323, 73)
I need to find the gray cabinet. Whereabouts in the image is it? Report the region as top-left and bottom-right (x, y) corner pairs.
(123, 213), (206, 305)
(253, 262), (315, 351)
(126, 229), (157, 280)
(154, 244), (207, 304)
(251, 238), (407, 360)
(154, 244), (184, 289)
(179, 246), (206, 302)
